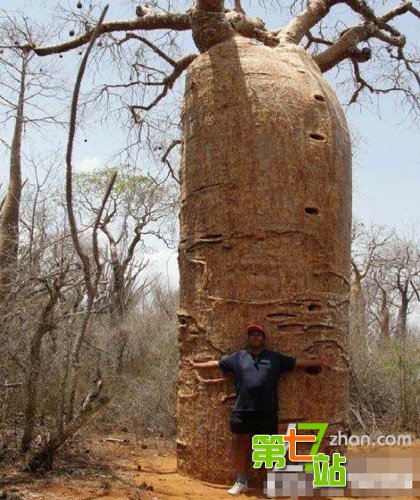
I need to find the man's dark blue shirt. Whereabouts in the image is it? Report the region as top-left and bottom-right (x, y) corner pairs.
(218, 349), (296, 412)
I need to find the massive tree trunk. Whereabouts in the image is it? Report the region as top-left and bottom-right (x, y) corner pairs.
(176, 35), (351, 486)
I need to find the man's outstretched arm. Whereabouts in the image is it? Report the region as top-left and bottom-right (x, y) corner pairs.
(182, 358), (221, 371)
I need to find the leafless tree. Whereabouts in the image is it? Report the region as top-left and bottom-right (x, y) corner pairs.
(350, 220), (394, 338)
(384, 227), (420, 337)
(0, 160), (87, 455)
(0, 11), (66, 306)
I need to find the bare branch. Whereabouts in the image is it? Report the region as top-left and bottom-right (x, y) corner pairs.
(381, 2), (420, 23)
(278, 0), (337, 44)
(130, 53), (197, 119)
(66, 5), (109, 300)
(92, 172), (117, 274)
(234, 0), (246, 15)
(19, 12), (191, 57)
(304, 30), (334, 49)
(162, 140), (181, 185)
(118, 32), (177, 66)
(313, 24), (374, 72)
(313, 2), (418, 73)
(346, 50), (419, 113)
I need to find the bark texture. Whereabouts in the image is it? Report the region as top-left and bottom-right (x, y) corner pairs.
(176, 36), (351, 486)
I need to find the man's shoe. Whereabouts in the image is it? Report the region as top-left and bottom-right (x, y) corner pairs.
(227, 480), (249, 495)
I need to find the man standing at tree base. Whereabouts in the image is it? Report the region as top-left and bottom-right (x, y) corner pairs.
(184, 324), (332, 495)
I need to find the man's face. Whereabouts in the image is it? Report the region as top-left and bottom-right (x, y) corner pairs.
(247, 331), (265, 348)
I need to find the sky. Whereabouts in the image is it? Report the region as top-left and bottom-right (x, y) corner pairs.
(0, 0), (419, 290)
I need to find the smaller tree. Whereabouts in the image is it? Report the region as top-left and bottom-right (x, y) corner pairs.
(350, 220), (394, 338)
(0, 11), (65, 306)
(387, 230), (420, 337)
(74, 163), (176, 373)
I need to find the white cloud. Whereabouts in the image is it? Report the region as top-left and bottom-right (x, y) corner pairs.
(75, 156), (103, 173)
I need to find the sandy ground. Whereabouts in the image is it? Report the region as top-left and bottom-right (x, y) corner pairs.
(1, 434), (419, 499)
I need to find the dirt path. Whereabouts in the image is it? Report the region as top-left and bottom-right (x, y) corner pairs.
(1, 434), (418, 499)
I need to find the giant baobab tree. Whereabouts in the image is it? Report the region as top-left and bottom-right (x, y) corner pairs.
(8, 0), (419, 485)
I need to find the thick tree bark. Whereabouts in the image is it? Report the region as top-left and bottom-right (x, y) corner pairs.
(0, 56), (26, 305)
(176, 35), (351, 486)
(191, 0), (235, 52)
